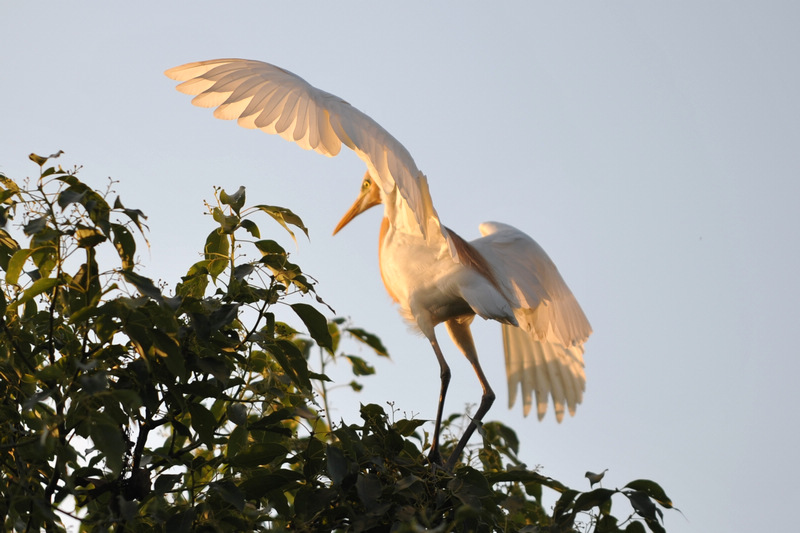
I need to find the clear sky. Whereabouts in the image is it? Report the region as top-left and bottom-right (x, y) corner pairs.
(3, 3), (799, 531)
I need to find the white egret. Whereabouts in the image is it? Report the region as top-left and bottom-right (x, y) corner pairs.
(165, 59), (591, 469)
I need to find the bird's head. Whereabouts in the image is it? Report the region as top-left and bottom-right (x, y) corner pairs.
(333, 171), (382, 235)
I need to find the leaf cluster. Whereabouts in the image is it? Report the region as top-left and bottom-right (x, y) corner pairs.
(0, 153), (675, 532)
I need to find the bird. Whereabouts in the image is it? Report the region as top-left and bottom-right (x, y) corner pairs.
(585, 469), (608, 488)
(165, 58), (592, 470)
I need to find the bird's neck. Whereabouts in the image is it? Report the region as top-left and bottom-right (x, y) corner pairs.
(378, 217), (400, 303)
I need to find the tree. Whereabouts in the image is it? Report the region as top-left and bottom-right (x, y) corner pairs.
(0, 153), (675, 532)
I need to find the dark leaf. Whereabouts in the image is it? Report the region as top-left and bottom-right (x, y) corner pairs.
(239, 218), (260, 238)
(625, 522), (647, 533)
(238, 469), (304, 500)
(209, 480), (245, 511)
(110, 223), (136, 270)
(188, 402), (217, 446)
(204, 228), (229, 281)
(573, 488), (615, 513)
(326, 444), (348, 486)
(291, 303), (333, 351)
(228, 443), (289, 467)
(121, 270), (163, 302)
(75, 226), (106, 248)
(220, 186), (246, 214)
(113, 196), (148, 233)
(346, 355), (375, 376)
(624, 479), (674, 509)
(23, 216), (47, 235)
(154, 474), (182, 494)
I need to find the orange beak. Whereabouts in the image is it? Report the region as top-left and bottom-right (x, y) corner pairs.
(333, 171), (382, 235)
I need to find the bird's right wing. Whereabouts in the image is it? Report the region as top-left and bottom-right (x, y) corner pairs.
(164, 58), (445, 243)
(473, 222), (592, 421)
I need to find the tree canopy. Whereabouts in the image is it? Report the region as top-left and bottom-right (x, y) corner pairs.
(0, 153), (674, 532)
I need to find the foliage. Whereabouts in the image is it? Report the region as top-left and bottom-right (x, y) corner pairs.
(0, 153), (675, 532)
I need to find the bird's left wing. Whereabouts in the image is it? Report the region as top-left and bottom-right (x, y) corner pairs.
(472, 222), (592, 421)
(164, 58), (444, 242)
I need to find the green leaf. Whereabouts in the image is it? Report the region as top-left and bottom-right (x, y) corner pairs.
(267, 340), (312, 391)
(392, 419), (426, 437)
(121, 270), (163, 302)
(346, 355), (375, 376)
(573, 488), (615, 513)
(291, 303), (333, 351)
(253, 204), (309, 244)
(6, 248), (32, 284)
(212, 206), (240, 234)
(239, 218), (260, 238)
(113, 196), (148, 233)
(253, 238), (286, 257)
(11, 275), (61, 308)
(204, 228), (229, 281)
(220, 186), (246, 215)
(75, 226), (106, 248)
(624, 479), (674, 509)
(347, 327), (389, 356)
(110, 223), (136, 270)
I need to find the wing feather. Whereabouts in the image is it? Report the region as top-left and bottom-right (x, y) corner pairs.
(165, 58), (444, 242)
(475, 222), (591, 421)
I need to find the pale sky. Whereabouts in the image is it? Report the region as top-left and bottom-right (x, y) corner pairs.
(3, 3), (799, 531)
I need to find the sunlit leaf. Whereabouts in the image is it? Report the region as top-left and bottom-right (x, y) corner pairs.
(11, 275), (61, 308)
(75, 226), (106, 248)
(6, 248), (32, 285)
(204, 228), (229, 281)
(110, 223), (136, 270)
(212, 206), (239, 234)
(253, 204), (309, 244)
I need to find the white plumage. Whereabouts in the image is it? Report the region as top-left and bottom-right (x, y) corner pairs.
(165, 58), (591, 468)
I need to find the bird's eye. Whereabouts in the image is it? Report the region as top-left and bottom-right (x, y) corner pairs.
(362, 180), (371, 189)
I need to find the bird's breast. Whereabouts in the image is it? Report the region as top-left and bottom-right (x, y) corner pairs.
(378, 221), (515, 329)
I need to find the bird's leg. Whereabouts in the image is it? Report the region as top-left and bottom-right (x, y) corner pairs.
(443, 318), (496, 471)
(427, 336), (451, 466)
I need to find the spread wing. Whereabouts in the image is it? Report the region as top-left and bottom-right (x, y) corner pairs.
(164, 58), (444, 241)
(472, 222), (592, 421)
